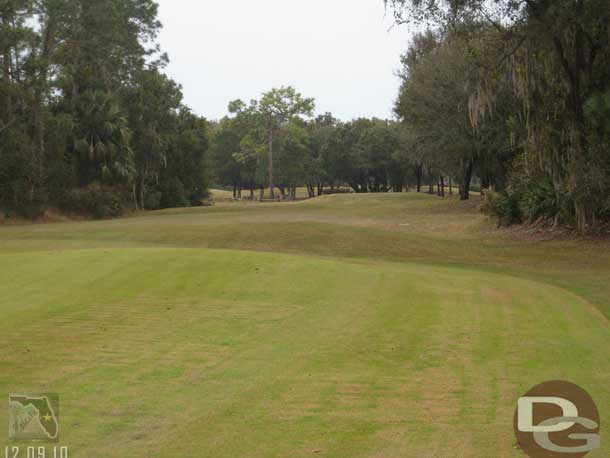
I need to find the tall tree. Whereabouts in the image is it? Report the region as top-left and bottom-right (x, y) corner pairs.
(388, 0), (610, 227)
(258, 87), (314, 198)
(123, 69), (183, 209)
(0, 0), (210, 217)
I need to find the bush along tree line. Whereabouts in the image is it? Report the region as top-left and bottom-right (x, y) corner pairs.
(388, 0), (610, 230)
(0, 0), (209, 219)
(210, 86), (450, 200)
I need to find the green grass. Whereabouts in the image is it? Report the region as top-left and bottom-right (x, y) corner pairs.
(0, 193), (608, 457)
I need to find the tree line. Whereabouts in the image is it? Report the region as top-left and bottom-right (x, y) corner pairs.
(0, 0), (209, 218)
(388, 0), (610, 230)
(3, 0), (609, 231)
(211, 87), (446, 200)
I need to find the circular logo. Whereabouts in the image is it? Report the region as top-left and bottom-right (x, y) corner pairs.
(514, 381), (600, 458)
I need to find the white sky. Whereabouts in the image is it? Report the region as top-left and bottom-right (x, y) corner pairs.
(157, 0), (413, 122)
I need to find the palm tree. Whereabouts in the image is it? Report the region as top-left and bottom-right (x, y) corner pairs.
(74, 90), (135, 183)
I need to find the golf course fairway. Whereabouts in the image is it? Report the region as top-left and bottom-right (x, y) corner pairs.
(0, 193), (608, 457)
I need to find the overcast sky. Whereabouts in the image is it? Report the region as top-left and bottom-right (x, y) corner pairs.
(156, 0), (413, 122)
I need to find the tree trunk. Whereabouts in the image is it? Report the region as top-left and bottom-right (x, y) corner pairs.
(558, 33), (589, 229)
(138, 176), (145, 210)
(460, 159), (474, 201)
(2, 42), (12, 123)
(1, 10), (15, 123)
(440, 176), (445, 197)
(133, 184), (139, 211)
(532, 1), (591, 229)
(32, 13), (56, 162)
(449, 177), (453, 195)
(268, 129), (275, 199)
(481, 173), (490, 190)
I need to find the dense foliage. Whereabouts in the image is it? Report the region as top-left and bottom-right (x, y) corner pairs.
(210, 88), (437, 199)
(4, 0), (609, 232)
(0, 0), (209, 218)
(389, 0), (610, 230)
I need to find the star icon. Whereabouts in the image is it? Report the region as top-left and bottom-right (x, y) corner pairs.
(43, 414), (53, 422)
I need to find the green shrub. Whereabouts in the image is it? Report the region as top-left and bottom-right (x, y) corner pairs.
(46, 160), (76, 204)
(144, 191), (162, 211)
(520, 178), (572, 225)
(189, 185), (207, 207)
(60, 183), (123, 219)
(481, 191), (522, 227)
(18, 203), (46, 219)
(160, 178), (189, 209)
(483, 177), (576, 228)
(603, 195), (610, 221)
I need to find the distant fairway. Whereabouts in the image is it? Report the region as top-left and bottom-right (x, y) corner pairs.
(1, 193), (609, 457)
